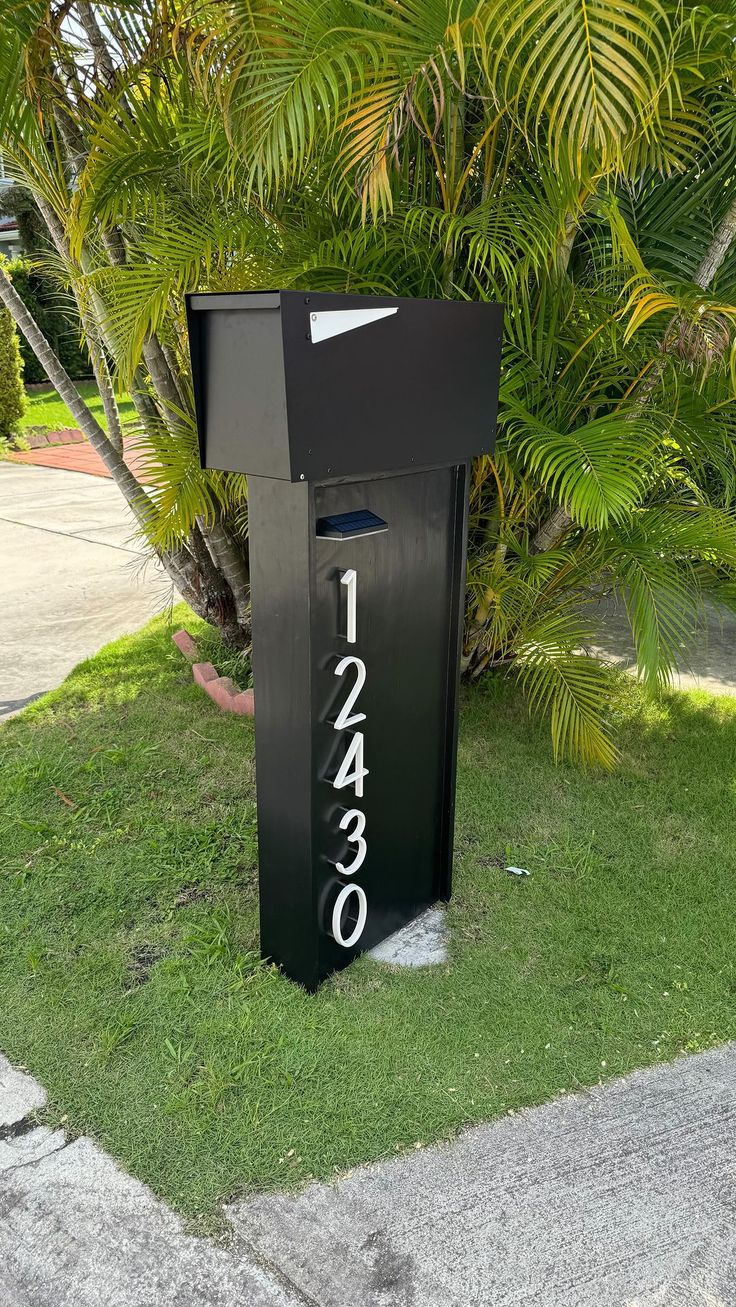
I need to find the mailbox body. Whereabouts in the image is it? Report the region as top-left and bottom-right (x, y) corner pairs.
(186, 289), (503, 990)
(186, 290), (502, 483)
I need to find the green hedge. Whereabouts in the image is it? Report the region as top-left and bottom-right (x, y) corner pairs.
(5, 257), (89, 384)
(0, 184), (89, 383)
(0, 297), (26, 441)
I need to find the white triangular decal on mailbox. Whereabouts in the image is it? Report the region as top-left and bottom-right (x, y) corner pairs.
(309, 307), (398, 344)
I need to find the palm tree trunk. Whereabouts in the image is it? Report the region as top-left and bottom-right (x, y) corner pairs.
(0, 265), (144, 510)
(530, 193), (736, 554)
(530, 504), (571, 555)
(694, 193), (736, 287)
(0, 262), (242, 633)
(200, 513), (250, 626)
(33, 191), (125, 456)
(86, 339), (125, 455)
(76, 1), (117, 89)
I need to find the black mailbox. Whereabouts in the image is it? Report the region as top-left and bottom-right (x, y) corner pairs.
(186, 289), (503, 990)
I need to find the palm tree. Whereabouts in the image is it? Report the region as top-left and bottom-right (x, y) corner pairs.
(180, 0), (736, 762)
(4, 0), (736, 765)
(0, 1), (251, 647)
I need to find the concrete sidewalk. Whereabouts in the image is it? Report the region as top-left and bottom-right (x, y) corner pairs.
(0, 462), (170, 718)
(1, 1044), (734, 1306)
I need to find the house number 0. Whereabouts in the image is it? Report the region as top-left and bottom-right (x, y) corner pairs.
(329, 568), (368, 948)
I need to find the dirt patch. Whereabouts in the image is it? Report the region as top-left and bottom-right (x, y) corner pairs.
(126, 944), (163, 986)
(173, 884), (210, 909)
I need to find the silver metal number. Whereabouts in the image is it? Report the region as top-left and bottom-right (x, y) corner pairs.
(333, 732), (368, 797)
(334, 655), (366, 729)
(330, 569), (369, 941)
(340, 569), (357, 643)
(336, 808), (367, 876)
(332, 883), (368, 948)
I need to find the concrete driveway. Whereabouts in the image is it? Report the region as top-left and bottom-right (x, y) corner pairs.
(0, 462), (172, 718)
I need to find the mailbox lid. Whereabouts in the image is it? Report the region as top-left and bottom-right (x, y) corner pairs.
(280, 290), (502, 482)
(186, 289), (504, 481)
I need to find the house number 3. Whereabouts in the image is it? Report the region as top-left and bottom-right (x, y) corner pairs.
(329, 568), (368, 948)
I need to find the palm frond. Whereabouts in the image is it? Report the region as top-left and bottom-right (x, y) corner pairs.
(505, 407), (659, 529)
(514, 609), (619, 768)
(126, 410), (248, 552)
(602, 504), (736, 683)
(480, 0), (672, 169)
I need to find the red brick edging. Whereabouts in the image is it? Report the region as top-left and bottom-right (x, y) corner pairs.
(21, 427), (85, 449)
(172, 629), (254, 717)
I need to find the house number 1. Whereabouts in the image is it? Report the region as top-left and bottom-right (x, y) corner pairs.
(329, 569), (369, 948)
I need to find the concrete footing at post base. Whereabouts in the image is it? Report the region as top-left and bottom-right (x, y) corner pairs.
(368, 906), (449, 967)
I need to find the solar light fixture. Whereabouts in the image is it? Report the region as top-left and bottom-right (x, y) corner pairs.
(316, 510), (388, 540)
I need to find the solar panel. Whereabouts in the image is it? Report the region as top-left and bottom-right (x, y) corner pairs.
(316, 510), (388, 540)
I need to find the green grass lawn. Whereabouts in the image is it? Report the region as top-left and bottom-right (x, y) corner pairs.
(1, 607), (735, 1227)
(19, 381), (135, 434)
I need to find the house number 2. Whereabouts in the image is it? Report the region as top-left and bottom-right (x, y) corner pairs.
(329, 568), (369, 948)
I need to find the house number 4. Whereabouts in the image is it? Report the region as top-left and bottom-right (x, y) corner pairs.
(329, 569), (369, 948)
